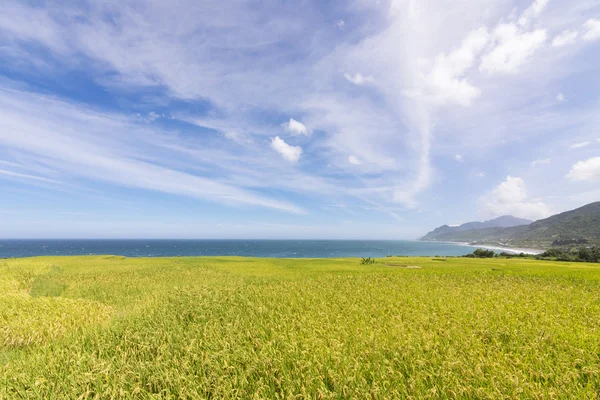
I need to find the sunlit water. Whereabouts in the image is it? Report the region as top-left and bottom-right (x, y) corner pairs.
(0, 239), (483, 258)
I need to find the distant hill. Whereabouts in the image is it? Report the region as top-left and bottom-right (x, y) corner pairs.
(421, 202), (600, 250)
(421, 215), (532, 241)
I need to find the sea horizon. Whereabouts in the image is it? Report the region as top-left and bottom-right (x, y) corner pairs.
(0, 238), (488, 259)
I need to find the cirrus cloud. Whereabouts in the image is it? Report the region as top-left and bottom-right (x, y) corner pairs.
(344, 73), (374, 85)
(552, 30), (578, 47)
(570, 141), (590, 150)
(531, 158), (551, 167)
(518, 0), (549, 27)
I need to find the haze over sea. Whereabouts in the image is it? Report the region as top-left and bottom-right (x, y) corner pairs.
(0, 240), (482, 259)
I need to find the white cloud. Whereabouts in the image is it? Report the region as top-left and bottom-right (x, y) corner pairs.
(270, 136), (302, 162)
(481, 176), (551, 220)
(492, 176), (527, 203)
(348, 155), (362, 165)
(518, 0), (549, 27)
(0, 87), (304, 214)
(480, 24), (547, 74)
(583, 19), (600, 41)
(1, 0), (597, 225)
(551, 30), (578, 47)
(146, 111), (160, 122)
(570, 141), (590, 150)
(474, 171), (485, 177)
(336, 19), (345, 29)
(0, 168), (62, 184)
(556, 93), (565, 102)
(455, 154), (464, 162)
(531, 158), (551, 167)
(566, 157), (600, 182)
(282, 118), (309, 136)
(0, 2), (67, 53)
(425, 27), (488, 106)
(135, 111), (162, 123)
(344, 73), (374, 85)
(223, 131), (253, 145)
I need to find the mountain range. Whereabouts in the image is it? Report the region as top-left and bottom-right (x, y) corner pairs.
(421, 202), (600, 250)
(421, 216), (532, 241)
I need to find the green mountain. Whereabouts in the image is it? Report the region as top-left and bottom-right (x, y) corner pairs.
(421, 215), (532, 241)
(421, 202), (600, 249)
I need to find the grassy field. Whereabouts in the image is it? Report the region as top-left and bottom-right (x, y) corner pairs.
(1, 256), (600, 399)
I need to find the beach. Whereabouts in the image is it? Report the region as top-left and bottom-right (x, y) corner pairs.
(451, 241), (544, 255)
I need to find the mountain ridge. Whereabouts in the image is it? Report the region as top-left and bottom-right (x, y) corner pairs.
(421, 202), (600, 250)
(421, 215), (532, 241)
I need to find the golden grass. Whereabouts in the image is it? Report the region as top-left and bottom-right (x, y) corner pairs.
(1, 256), (599, 398)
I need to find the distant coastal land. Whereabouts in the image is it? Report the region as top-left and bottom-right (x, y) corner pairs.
(421, 201), (600, 251)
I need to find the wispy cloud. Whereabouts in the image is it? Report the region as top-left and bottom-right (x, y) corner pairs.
(0, 169), (62, 184)
(552, 30), (578, 47)
(531, 158), (551, 167)
(223, 131), (253, 146)
(0, 0), (599, 237)
(583, 19), (600, 41)
(570, 141), (591, 150)
(344, 73), (374, 85)
(0, 87), (304, 213)
(518, 0), (549, 27)
(479, 24), (547, 74)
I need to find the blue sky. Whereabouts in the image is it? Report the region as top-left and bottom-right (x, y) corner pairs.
(0, 0), (599, 239)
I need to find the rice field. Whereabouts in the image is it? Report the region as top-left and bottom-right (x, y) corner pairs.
(1, 255), (600, 399)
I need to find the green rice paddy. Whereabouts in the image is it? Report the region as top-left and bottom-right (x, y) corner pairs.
(1, 256), (600, 398)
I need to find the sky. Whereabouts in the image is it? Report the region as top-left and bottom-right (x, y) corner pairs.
(0, 0), (599, 239)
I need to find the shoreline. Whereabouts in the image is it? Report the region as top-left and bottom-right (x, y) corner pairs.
(452, 241), (544, 255)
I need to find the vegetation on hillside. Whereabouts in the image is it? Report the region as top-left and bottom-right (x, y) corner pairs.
(537, 247), (600, 263)
(463, 247), (600, 263)
(421, 215), (532, 241)
(2, 255), (600, 398)
(423, 201), (600, 250)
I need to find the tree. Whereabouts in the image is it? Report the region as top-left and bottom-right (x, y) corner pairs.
(472, 248), (495, 258)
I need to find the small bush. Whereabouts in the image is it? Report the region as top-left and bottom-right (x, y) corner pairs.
(360, 257), (376, 265)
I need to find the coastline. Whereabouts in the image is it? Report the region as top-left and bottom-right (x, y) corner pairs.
(433, 240), (544, 255)
(465, 244), (544, 255)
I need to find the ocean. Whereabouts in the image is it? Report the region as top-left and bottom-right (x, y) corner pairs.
(0, 239), (480, 259)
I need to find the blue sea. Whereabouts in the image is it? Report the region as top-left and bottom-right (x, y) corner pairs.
(0, 239), (480, 259)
